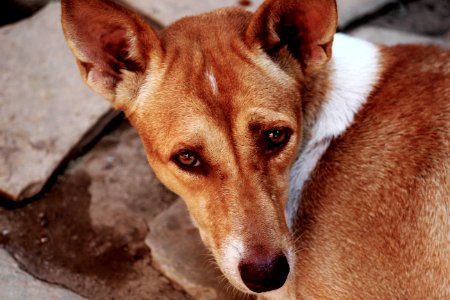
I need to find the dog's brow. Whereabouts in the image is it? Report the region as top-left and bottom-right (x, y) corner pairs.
(246, 109), (296, 127)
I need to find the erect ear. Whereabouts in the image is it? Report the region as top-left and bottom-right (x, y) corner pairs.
(61, 0), (162, 113)
(246, 0), (337, 74)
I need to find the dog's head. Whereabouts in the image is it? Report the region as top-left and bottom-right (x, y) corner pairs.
(62, 0), (336, 294)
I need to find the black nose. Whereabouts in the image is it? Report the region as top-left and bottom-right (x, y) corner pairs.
(238, 253), (290, 293)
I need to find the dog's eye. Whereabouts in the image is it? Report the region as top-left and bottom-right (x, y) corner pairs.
(174, 150), (202, 169)
(265, 128), (290, 150)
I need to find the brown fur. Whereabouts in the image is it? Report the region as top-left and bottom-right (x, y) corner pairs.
(294, 45), (450, 299)
(61, 0), (449, 298)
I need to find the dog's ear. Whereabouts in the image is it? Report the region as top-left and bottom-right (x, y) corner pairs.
(246, 0), (337, 74)
(61, 0), (162, 113)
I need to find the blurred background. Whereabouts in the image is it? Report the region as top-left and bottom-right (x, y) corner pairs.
(0, 0), (449, 299)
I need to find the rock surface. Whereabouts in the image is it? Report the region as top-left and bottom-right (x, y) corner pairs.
(0, 2), (115, 201)
(122, 0), (263, 27)
(368, 0), (450, 36)
(337, 0), (395, 27)
(123, 0), (395, 28)
(0, 248), (86, 300)
(0, 0), (49, 26)
(0, 121), (189, 300)
(351, 26), (450, 48)
(147, 200), (249, 300)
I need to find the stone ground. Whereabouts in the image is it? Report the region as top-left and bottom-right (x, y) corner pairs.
(0, 0), (449, 299)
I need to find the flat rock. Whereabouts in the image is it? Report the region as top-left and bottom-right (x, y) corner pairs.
(366, 0), (450, 36)
(350, 26), (450, 48)
(0, 2), (115, 201)
(0, 0), (49, 26)
(7, 0), (49, 10)
(124, 0), (393, 28)
(0, 248), (85, 300)
(337, 0), (395, 28)
(122, 0), (263, 27)
(147, 200), (249, 300)
(0, 121), (188, 300)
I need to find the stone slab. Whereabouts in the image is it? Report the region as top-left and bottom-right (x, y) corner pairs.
(122, 0), (263, 27)
(0, 2), (115, 201)
(350, 26), (450, 48)
(337, 0), (395, 28)
(123, 0), (394, 28)
(367, 0), (450, 36)
(0, 248), (86, 300)
(147, 200), (250, 300)
(0, 121), (188, 300)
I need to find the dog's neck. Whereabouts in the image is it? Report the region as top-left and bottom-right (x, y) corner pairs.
(286, 34), (382, 230)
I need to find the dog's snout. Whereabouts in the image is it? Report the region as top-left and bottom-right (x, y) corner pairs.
(238, 252), (290, 293)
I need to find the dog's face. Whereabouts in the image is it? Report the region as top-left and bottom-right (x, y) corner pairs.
(62, 0), (336, 294)
(132, 14), (302, 291)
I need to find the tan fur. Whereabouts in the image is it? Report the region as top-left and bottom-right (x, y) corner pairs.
(293, 45), (450, 299)
(61, 0), (449, 298)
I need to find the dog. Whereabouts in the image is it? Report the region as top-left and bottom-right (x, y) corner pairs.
(61, 0), (450, 298)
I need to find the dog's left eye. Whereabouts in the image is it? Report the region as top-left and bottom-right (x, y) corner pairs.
(265, 128), (290, 151)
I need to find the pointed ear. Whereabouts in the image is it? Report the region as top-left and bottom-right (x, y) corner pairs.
(61, 0), (162, 113)
(246, 0), (337, 74)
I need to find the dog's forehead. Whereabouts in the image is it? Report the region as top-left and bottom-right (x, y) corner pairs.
(160, 8), (251, 48)
(132, 9), (301, 149)
(153, 11), (300, 114)
(145, 49), (300, 128)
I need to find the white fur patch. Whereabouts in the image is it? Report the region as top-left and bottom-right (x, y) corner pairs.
(286, 34), (382, 229)
(263, 284), (291, 300)
(220, 237), (246, 289)
(206, 70), (219, 96)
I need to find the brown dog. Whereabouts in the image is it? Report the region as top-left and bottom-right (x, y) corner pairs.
(61, 0), (450, 298)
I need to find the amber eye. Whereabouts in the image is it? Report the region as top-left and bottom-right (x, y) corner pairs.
(265, 128), (290, 150)
(175, 151), (201, 169)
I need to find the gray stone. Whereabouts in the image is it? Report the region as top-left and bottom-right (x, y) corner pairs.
(147, 200), (247, 300)
(0, 122), (188, 300)
(338, 0), (396, 27)
(122, 0), (263, 27)
(0, 248), (86, 300)
(11, 0), (50, 10)
(365, 0), (450, 36)
(350, 26), (450, 48)
(0, 2), (116, 201)
(123, 0), (394, 28)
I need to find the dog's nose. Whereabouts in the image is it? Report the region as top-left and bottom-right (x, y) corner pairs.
(238, 252), (290, 293)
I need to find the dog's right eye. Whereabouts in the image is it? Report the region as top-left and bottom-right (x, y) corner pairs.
(174, 150), (202, 169)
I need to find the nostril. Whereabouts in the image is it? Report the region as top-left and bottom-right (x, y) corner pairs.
(239, 253), (290, 293)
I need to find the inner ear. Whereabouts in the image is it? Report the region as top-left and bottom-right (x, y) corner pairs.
(246, 0), (337, 73)
(68, 4), (148, 79)
(62, 0), (162, 111)
(99, 26), (144, 73)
